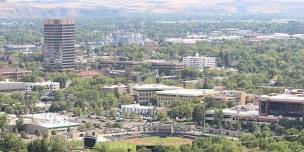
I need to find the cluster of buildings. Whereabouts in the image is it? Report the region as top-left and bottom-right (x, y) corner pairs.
(100, 83), (253, 116)
(99, 53), (216, 77)
(165, 28), (304, 44)
(110, 83), (304, 127)
(103, 83), (251, 108)
(80, 32), (148, 50)
(107, 31), (145, 46)
(204, 89), (304, 127)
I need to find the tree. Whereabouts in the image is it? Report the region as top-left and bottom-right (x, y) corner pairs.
(25, 93), (38, 113)
(184, 104), (193, 120)
(74, 106), (82, 116)
(119, 94), (134, 105)
(129, 112), (138, 121)
(149, 95), (158, 106)
(102, 94), (117, 110)
(170, 103), (193, 121)
(0, 133), (27, 152)
(192, 104), (205, 125)
(51, 73), (69, 88)
(240, 133), (258, 149)
(27, 139), (49, 152)
(157, 111), (168, 122)
(213, 109), (223, 129)
(16, 118), (24, 132)
(0, 113), (9, 134)
(49, 136), (69, 152)
(137, 147), (152, 152)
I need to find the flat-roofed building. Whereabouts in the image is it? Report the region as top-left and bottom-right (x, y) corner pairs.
(213, 90), (248, 105)
(102, 84), (127, 95)
(150, 60), (185, 73)
(183, 53), (216, 69)
(205, 103), (275, 125)
(21, 113), (79, 137)
(133, 84), (183, 104)
(260, 90), (304, 117)
(0, 81), (60, 93)
(43, 19), (75, 71)
(4, 45), (38, 53)
(157, 89), (215, 106)
(99, 60), (143, 70)
(0, 81), (26, 92)
(0, 68), (32, 80)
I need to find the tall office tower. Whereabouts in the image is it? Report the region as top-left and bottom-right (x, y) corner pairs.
(43, 19), (75, 71)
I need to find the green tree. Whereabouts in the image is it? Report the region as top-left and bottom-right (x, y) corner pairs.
(157, 111), (168, 122)
(119, 94), (134, 105)
(192, 104), (205, 125)
(0, 133), (27, 152)
(213, 109), (223, 129)
(49, 136), (69, 152)
(16, 117), (24, 132)
(27, 139), (49, 152)
(0, 113), (9, 134)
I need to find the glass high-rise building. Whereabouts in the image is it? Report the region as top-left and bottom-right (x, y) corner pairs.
(43, 19), (75, 71)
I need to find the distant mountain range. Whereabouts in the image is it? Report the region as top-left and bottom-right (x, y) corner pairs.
(1, 0), (304, 19)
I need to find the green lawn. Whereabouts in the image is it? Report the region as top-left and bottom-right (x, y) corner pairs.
(95, 142), (136, 152)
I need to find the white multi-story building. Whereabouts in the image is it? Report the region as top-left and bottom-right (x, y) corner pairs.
(183, 53), (216, 68)
(25, 81), (60, 93)
(0, 81), (60, 93)
(121, 104), (155, 116)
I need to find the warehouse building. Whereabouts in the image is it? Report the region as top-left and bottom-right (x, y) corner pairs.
(21, 113), (79, 137)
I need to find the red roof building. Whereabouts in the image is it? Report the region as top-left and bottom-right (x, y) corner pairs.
(0, 68), (32, 80)
(78, 70), (102, 78)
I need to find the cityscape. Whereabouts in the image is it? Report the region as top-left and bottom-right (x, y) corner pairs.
(1, 0), (304, 152)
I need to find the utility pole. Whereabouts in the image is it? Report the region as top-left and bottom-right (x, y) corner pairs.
(203, 102), (206, 134)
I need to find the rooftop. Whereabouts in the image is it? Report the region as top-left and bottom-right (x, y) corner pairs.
(4, 45), (37, 49)
(207, 103), (259, 117)
(133, 84), (182, 91)
(121, 104), (154, 110)
(0, 68), (32, 74)
(29, 81), (60, 86)
(21, 113), (79, 129)
(260, 94), (304, 103)
(157, 89), (214, 97)
(103, 84), (126, 89)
